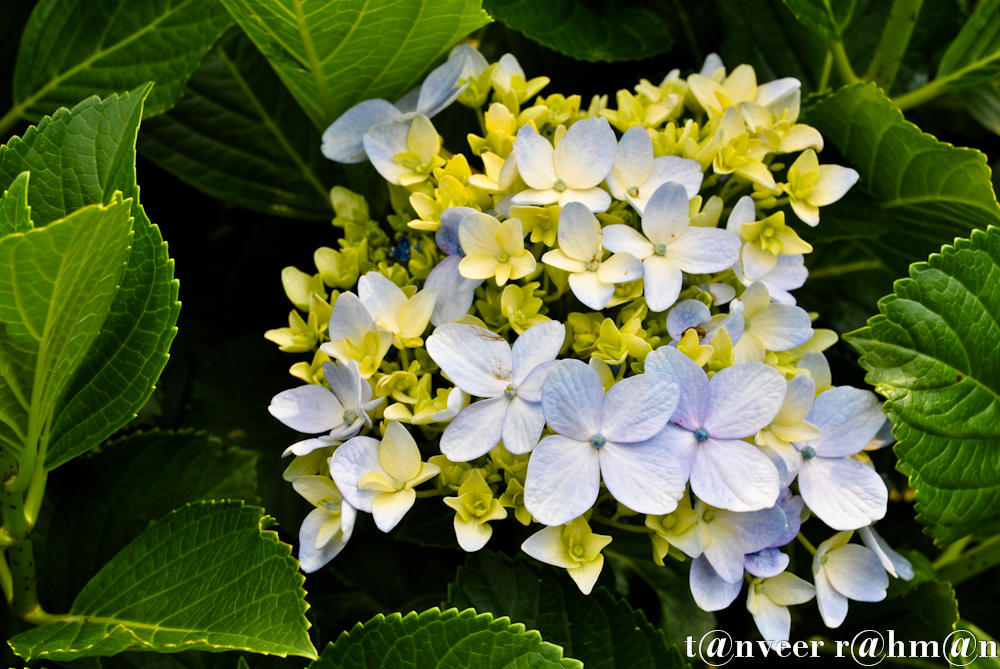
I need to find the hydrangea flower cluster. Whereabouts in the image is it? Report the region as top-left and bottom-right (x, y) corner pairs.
(267, 45), (912, 643)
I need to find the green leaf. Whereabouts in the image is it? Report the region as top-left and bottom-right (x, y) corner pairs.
(781, 0), (856, 39)
(482, 0), (672, 63)
(937, 0), (1000, 88)
(718, 0), (828, 93)
(0, 171), (33, 235)
(845, 226), (1000, 545)
(9, 501), (317, 662)
(37, 430), (259, 612)
(44, 200), (179, 469)
(0, 195), (133, 458)
(217, 0), (492, 129)
(800, 83), (1000, 301)
(884, 581), (960, 641)
(11, 0), (232, 121)
(0, 3), (35, 119)
(138, 32), (342, 219)
(312, 607), (581, 669)
(0, 84), (150, 225)
(446, 551), (687, 669)
(0, 86), (181, 469)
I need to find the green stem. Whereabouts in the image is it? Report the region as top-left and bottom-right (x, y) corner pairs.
(830, 41), (860, 85)
(892, 78), (948, 111)
(818, 50), (834, 92)
(935, 533), (1000, 586)
(398, 346), (411, 369)
(0, 549), (11, 604)
(23, 464), (47, 529)
(797, 532), (817, 555)
(864, 0), (924, 90)
(808, 259), (885, 279)
(590, 515), (655, 534)
(933, 534), (972, 568)
(475, 107), (487, 136)
(0, 105), (23, 140)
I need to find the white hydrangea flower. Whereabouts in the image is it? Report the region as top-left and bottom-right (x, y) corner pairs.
(644, 346), (785, 511)
(605, 126), (703, 214)
(813, 531), (889, 628)
(729, 281), (813, 364)
(541, 203), (644, 310)
(358, 271), (438, 347)
(292, 476), (356, 572)
(319, 292), (394, 379)
(602, 182), (741, 312)
(733, 253), (808, 305)
(269, 359), (385, 455)
(512, 117), (617, 212)
(747, 572), (816, 642)
(330, 421), (440, 532)
(322, 44), (484, 163)
(755, 373), (821, 481)
(523, 359), (685, 526)
(786, 149), (859, 226)
(859, 525), (915, 580)
(425, 320), (565, 459)
(727, 196), (812, 282)
(665, 298), (744, 346)
(794, 386), (889, 530)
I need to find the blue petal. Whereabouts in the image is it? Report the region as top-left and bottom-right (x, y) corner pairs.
(744, 547), (790, 578)
(321, 99), (403, 163)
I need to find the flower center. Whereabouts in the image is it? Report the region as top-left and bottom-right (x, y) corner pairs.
(554, 179), (567, 192)
(820, 554), (829, 565)
(497, 251), (510, 263)
(585, 259), (599, 271)
(393, 478), (405, 490)
(654, 243), (668, 256)
(703, 510), (716, 522)
(590, 434), (607, 449)
(627, 186), (639, 197)
(694, 427), (710, 442)
(572, 545), (585, 557)
(802, 446), (816, 460)
(661, 515), (677, 530)
(504, 384), (517, 399)
(343, 409), (358, 424)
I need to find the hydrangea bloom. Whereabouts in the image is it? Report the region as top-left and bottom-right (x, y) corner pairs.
(266, 48), (909, 641)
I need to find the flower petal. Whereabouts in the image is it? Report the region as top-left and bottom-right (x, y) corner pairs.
(542, 359), (605, 440)
(512, 320), (566, 386)
(824, 544), (889, 602)
(440, 397), (509, 461)
(299, 507), (350, 572)
(750, 303), (814, 351)
(596, 252), (645, 284)
(797, 457), (888, 530)
(642, 182), (691, 243)
(502, 396), (546, 454)
(643, 345), (710, 429)
(459, 211), (502, 256)
(750, 592), (792, 643)
(642, 255), (684, 312)
(667, 299), (712, 340)
(330, 436), (385, 513)
(668, 227), (742, 274)
(811, 165), (860, 206)
(362, 121), (412, 184)
(371, 488), (416, 532)
(691, 555), (744, 611)
(455, 517), (493, 552)
(745, 548), (789, 578)
(568, 270), (615, 310)
(379, 420), (421, 481)
(358, 271), (407, 332)
(322, 99), (403, 163)
(602, 224), (655, 259)
(609, 126), (654, 200)
(599, 434), (685, 515)
(690, 438), (780, 511)
(705, 363), (787, 439)
(269, 385), (344, 433)
(814, 567), (849, 628)
(524, 434), (602, 526)
(416, 52), (467, 117)
(557, 202), (603, 261)
(600, 372), (678, 442)
(514, 125), (556, 189)
(424, 255), (481, 326)
(521, 525), (576, 569)
(800, 386), (885, 458)
(553, 116), (617, 188)
(558, 187), (612, 213)
(425, 323), (511, 397)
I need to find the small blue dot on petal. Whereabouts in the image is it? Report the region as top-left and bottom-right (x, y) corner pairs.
(694, 428), (710, 442)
